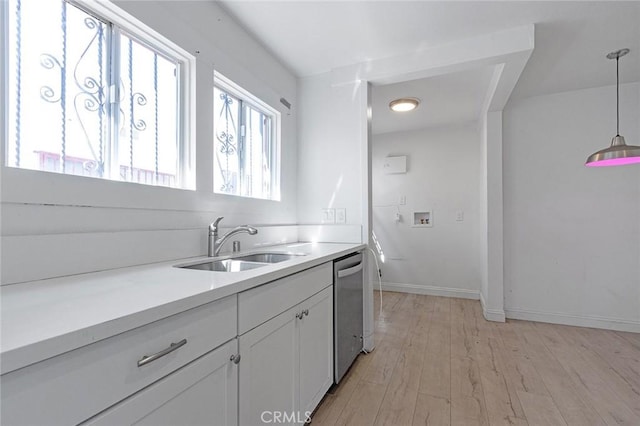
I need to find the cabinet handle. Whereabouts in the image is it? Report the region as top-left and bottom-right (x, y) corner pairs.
(137, 339), (187, 367)
(296, 312), (304, 320)
(303, 309), (309, 317)
(337, 262), (363, 278)
(230, 354), (241, 364)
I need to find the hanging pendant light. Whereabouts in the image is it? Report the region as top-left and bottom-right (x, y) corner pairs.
(586, 48), (640, 167)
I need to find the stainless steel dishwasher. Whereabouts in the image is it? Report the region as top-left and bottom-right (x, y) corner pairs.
(334, 252), (364, 384)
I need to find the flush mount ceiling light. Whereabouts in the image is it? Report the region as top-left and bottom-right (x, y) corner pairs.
(586, 48), (640, 167)
(389, 97), (420, 112)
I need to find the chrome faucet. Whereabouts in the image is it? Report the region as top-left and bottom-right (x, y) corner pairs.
(208, 217), (258, 257)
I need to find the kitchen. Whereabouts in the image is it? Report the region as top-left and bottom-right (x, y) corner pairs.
(1, 1), (639, 425)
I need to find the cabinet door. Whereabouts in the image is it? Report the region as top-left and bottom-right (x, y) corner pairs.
(239, 307), (298, 426)
(298, 286), (334, 415)
(83, 339), (238, 426)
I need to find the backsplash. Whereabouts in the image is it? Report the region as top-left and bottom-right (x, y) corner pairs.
(1, 223), (362, 285)
(1, 225), (297, 286)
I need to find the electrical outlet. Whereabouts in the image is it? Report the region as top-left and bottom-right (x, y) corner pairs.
(335, 208), (346, 224)
(321, 208), (335, 224)
(456, 210), (464, 222)
(399, 195), (406, 205)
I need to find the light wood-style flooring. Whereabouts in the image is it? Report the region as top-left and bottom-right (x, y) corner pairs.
(312, 291), (640, 426)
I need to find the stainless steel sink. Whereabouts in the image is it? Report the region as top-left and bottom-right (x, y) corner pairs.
(232, 252), (305, 263)
(179, 259), (267, 272)
(176, 252), (306, 272)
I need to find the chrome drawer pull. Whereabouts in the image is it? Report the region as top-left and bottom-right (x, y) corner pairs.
(230, 354), (241, 364)
(303, 309), (309, 317)
(137, 339), (187, 367)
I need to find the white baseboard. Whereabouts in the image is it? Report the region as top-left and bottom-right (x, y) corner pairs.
(480, 292), (506, 322)
(379, 282), (479, 300)
(505, 308), (640, 333)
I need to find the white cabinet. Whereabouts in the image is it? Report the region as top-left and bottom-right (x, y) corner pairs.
(239, 301), (298, 425)
(2, 258), (343, 426)
(239, 286), (333, 425)
(299, 286), (333, 414)
(238, 263), (333, 335)
(83, 339), (239, 426)
(1, 295), (237, 425)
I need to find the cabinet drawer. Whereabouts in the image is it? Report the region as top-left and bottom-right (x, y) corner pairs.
(238, 262), (333, 335)
(82, 339), (238, 426)
(1, 295), (237, 426)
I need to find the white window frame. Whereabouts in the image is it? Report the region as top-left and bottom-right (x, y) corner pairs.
(2, 0), (196, 189)
(213, 71), (281, 201)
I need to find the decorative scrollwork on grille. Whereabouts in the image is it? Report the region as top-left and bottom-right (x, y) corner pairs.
(216, 92), (237, 154)
(131, 92), (147, 131)
(39, 54), (63, 103)
(74, 16), (101, 95)
(217, 131), (236, 155)
(71, 13), (105, 175)
(215, 91), (238, 192)
(11, 0), (176, 184)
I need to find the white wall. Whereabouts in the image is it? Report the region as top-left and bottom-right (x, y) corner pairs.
(1, 1), (298, 284)
(294, 27), (532, 324)
(372, 124), (482, 298)
(296, 72), (373, 351)
(479, 110), (506, 321)
(297, 73), (367, 232)
(479, 116), (489, 306)
(503, 82), (640, 331)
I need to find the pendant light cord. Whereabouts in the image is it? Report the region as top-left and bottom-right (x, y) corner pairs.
(616, 55), (620, 136)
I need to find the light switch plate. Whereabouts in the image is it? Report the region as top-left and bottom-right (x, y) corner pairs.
(322, 208), (336, 224)
(335, 208), (346, 224)
(456, 210), (464, 221)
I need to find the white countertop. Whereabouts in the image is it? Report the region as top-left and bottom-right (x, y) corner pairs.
(0, 242), (366, 375)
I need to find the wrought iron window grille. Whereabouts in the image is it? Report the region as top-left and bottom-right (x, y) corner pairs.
(6, 0), (185, 188)
(213, 75), (279, 200)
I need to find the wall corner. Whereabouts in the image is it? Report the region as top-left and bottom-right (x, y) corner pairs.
(480, 291), (506, 322)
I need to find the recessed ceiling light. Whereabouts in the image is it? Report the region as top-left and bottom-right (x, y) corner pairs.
(389, 97), (420, 112)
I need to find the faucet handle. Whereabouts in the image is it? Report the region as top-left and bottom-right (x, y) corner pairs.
(209, 217), (224, 232)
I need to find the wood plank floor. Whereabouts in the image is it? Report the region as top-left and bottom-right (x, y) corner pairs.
(311, 291), (640, 426)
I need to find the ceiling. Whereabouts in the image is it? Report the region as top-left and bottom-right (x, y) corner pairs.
(372, 66), (496, 135)
(219, 1), (640, 101)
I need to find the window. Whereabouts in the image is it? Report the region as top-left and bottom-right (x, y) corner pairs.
(4, 0), (193, 188)
(214, 73), (280, 200)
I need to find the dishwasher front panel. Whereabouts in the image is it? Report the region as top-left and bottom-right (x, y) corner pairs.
(334, 252), (364, 384)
